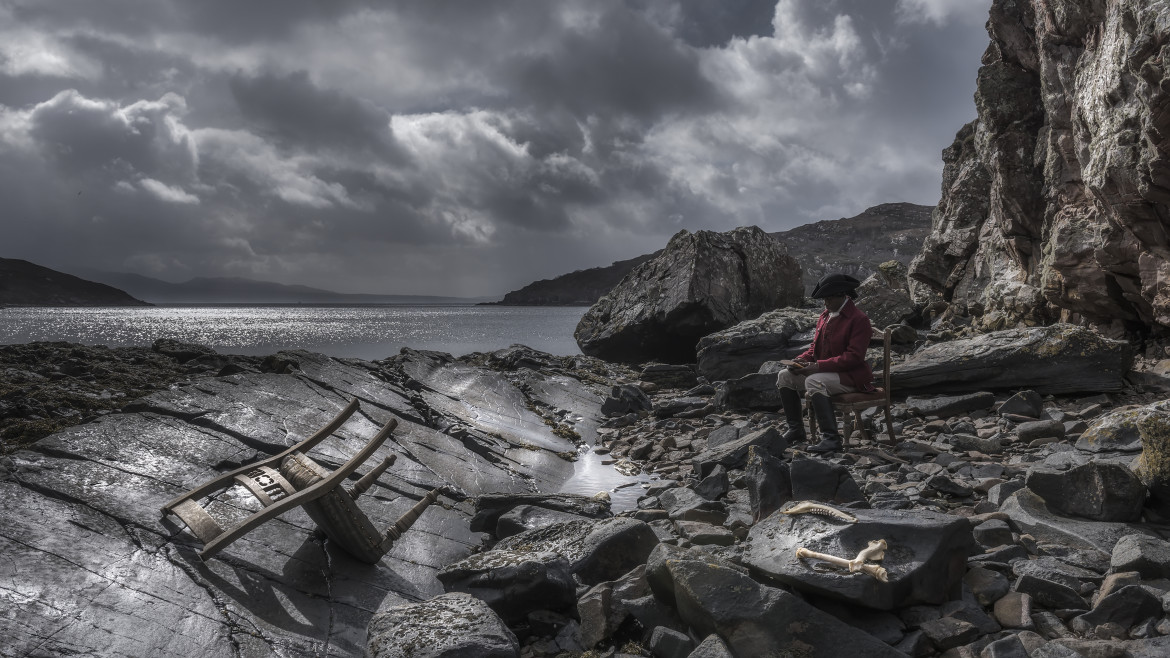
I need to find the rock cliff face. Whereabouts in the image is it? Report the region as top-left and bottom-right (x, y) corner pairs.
(910, 0), (1170, 336)
(574, 226), (802, 364)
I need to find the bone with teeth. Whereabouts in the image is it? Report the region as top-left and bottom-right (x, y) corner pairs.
(795, 539), (889, 582)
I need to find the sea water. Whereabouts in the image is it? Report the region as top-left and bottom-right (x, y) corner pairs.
(0, 304), (654, 508)
(0, 304), (586, 360)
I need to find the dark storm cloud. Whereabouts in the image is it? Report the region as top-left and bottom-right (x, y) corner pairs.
(0, 0), (994, 296)
(228, 70), (406, 160)
(507, 7), (721, 121)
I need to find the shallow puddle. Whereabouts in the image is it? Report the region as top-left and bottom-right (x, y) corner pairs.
(557, 444), (656, 513)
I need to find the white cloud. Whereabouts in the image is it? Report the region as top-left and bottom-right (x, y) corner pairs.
(139, 177), (199, 204)
(895, 0), (991, 26)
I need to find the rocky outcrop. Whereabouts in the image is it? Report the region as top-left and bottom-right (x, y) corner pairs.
(0, 343), (625, 657)
(909, 0), (1170, 336)
(694, 308), (818, 382)
(574, 226), (802, 364)
(890, 324), (1132, 394)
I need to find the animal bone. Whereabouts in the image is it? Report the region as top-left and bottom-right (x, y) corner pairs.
(795, 540), (889, 582)
(782, 501), (858, 523)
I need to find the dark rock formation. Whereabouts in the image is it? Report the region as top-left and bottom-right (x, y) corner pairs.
(495, 203), (932, 308)
(695, 308), (817, 382)
(367, 592), (520, 658)
(890, 324), (1132, 394)
(574, 226), (803, 364)
(909, 0), (1170, 336)
(0, 257), (148, 306)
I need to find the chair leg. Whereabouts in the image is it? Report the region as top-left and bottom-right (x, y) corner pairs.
(807, 395), (818, 437)
(855, 410), (869, 444)
(883, 405), (896, 444)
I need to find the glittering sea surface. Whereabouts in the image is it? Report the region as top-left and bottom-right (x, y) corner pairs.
(0, 305), (588, 360)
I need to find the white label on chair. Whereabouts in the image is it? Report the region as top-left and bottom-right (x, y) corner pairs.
(236, 465), (296, 506)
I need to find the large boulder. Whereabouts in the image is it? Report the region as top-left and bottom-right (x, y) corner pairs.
(664, 559), (906, 657)
(575, 226), (803, 364)
(890, 324), (1131, 395)
(1025, 461), (1146, 522)
(492, 517), (659, 586)
(695, 309), (818, 382)
(1134, 407), (1170, 516)
(436, 551), (578, 623)
(743, 507), (974, 610)
(1078, 400), (1170, 453)
(367, 592), (520, 658)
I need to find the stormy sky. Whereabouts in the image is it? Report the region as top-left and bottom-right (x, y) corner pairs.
(0, 0), (992, 297)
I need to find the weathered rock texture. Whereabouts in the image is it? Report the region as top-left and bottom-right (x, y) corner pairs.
(909, 0), (1170, 336)
(575, 226), (802, 364)
(0, 345), (621, 657)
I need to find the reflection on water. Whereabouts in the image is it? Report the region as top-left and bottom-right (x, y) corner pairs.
(0, 305), (587, 359)
(558, 445), (655, 513)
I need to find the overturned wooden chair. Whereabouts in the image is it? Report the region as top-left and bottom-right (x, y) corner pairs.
(809, 326), (897, 446)
(161, 398), (439, 563)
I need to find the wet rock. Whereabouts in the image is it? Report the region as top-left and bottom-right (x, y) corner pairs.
(436, 551), (577, 623)
(493, 517), (659, 586)
(675, 521), (734, 547)
(151, 338), (216, 363)
(692, 466), (729, 501)
(575, 226), (803, 363)
(470, 493), (612, 534)
(657, 487), (727, 525)
(919, 617), (980, 651)
(889, 325), (1131, 395)
(601, 384), (654, 417)
(1000, 489), (1144, 553)
(1109, 534), (1170, 580)
(692, 426), (786, 477)
(713, 371), (783, 411)
(1069, 585), (1162, 636)
(906, 393), (996, 419)
(695, 309), (818, 382)
(743, 507), (974, 610)
(1012, 574), (1088, 611)
(1024, 462), (1146, 522)
(744, 446), (792, 523)
(665, 560), (906, 657)
(790, 457), (867, 504)
(367, 592), (519, 658)
(495, 505), (595, 539)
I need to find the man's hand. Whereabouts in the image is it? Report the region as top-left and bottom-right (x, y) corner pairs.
(792, 361), (820, 375)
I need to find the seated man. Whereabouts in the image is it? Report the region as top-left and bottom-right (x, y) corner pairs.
(777, 273), (874, 453)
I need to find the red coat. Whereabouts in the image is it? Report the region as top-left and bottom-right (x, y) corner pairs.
(796, 300), (874, 391)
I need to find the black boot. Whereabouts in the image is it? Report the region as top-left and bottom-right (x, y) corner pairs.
(778, 387), (806, 443)
(806, 394), (842, 454)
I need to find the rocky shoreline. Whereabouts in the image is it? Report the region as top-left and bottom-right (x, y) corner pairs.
(4, 333), (1170, 657)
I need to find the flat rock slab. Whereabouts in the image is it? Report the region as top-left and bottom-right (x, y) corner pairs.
(0, 347), (599, 657)
(890, 324), (1131, 395)
(493, 517), (659, 586)
(367, 592), (520, 658)
(743, 507), (974, 610)
(1000, 489), (1148, 554)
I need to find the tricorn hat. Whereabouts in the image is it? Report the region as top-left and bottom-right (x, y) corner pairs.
(809, 273), (861, 299)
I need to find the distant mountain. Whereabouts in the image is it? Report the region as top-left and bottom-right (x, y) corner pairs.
(487, 253), (661, 306)
(0, 258), (149, 307)
(493, 202), (934, 305)
(73, 270), (494, 305)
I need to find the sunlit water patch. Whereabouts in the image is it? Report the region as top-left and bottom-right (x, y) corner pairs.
(0, 305), (587, 360)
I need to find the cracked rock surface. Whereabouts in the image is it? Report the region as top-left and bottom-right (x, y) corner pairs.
(0, 342), (619, 657)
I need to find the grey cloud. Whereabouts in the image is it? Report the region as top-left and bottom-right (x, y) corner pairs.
(228, 70), (406, 160)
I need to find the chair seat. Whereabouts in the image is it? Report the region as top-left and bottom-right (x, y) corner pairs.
(832, 388), (887, 406)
